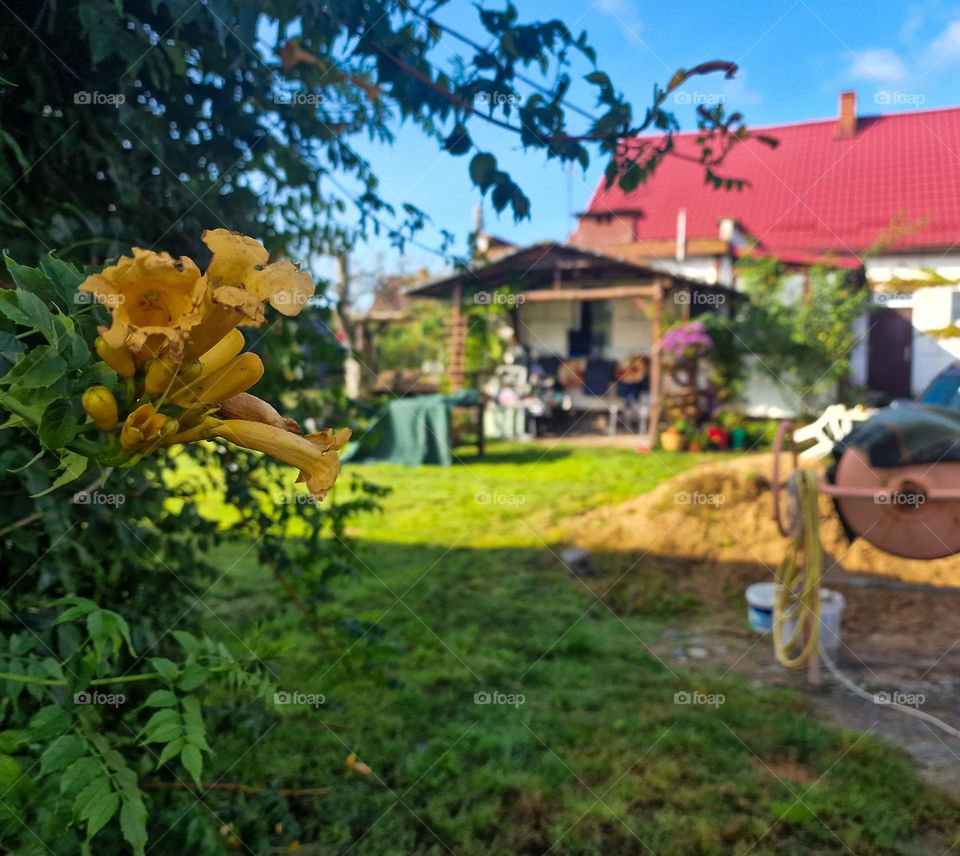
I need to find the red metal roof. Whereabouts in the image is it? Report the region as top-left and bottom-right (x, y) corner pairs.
(573, 106), (960, 260)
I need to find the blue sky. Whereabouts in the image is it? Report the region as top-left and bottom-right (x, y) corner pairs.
(340, 0), (960, 277)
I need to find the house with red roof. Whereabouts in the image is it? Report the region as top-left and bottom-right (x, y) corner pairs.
(570, 92), (960, 403)
(410, 93), (959, 431)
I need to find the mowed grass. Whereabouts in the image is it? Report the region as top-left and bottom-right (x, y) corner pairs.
(203, 442), (960, 855)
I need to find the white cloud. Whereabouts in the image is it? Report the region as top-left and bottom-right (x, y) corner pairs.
(848, 48), (909, 83)
(922, 19), (960, 71)
(717, 70), (763, 109)
(899, 10), (925, 44)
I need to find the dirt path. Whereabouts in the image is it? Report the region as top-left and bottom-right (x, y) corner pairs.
(561, 453), (960, 792)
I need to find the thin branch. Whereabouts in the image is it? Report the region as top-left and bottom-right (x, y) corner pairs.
(140, 781), (334, 796)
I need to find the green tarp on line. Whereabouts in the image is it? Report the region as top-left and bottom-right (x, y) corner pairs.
(342, 391), (481, 467)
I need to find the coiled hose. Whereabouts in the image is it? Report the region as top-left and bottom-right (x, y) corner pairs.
(773, 469), (960, 739)
(773, 470), (821, 668)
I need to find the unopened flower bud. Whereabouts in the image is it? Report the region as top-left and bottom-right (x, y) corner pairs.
(95, 337), (136, 378)
(345, 752), (371, 775)
(144, 357), (179, 395)
(81, 386), (119, 432)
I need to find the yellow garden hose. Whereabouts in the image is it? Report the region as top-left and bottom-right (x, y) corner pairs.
(773, 470), (822, 668)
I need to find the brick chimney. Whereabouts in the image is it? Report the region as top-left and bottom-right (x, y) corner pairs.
(836, 90), (857, 138)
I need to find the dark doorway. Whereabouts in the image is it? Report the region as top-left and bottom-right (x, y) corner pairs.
(867, 307), (913, 398)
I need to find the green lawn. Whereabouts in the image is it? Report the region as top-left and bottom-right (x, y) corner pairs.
(203, 442), (959, 855)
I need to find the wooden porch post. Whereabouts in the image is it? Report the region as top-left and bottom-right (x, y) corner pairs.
(447, 284), (466, 391)
(648, 278), (664, 449)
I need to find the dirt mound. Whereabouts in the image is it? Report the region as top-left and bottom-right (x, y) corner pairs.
(569, 453), (960, 588)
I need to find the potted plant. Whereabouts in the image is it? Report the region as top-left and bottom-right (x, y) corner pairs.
(660, 419), (688, 452)
(715, 410), (748, 449)
(687, 428), (708, 452)
(661, 320), (715, 390)
(706, 424), (730, 450)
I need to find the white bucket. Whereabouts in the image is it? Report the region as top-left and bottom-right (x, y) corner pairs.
(745, 583), (845, 655)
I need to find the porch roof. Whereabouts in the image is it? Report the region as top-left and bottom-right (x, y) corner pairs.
(406, 241), (735, 300)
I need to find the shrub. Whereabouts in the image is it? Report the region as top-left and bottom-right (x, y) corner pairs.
(0, 238), (380, 854)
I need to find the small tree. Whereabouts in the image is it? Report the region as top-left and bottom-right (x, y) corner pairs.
(702, 256), (868, 414)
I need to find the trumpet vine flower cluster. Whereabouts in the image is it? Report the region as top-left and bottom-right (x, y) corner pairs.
(78, 229), (349, 500)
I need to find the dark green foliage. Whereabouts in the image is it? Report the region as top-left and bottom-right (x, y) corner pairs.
(0, 256), (383, 854)
(0, 0), (766, 265)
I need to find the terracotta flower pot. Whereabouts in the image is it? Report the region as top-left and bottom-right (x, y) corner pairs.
(660, 428), (686, 452)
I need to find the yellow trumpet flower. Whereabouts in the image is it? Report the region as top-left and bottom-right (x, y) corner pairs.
(171, 352), (264, 410)
(81, 386), (119, 432)
(120, 404), (178, 452)
(181, 230), (313, 361)
(213, 420), (350, 501)
(73, 230), (340, 490)
(198, 329), (246, 376)
(203, 229), (313, 316)
(79, 248), (206, 360)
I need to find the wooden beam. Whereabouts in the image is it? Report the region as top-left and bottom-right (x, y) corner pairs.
(519, 284), (657, 303)
(447, 284), (465, 391)
(647, 278), (664, 449)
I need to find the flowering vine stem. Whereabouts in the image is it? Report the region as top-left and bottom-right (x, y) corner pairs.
(0, 663), (238, 686)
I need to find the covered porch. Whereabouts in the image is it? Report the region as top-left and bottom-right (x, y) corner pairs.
(407, 242), (739, 447)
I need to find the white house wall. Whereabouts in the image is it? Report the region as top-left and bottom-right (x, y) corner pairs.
(610, 300), (652, 360)
(648, 258), (719, 284)
(516, 300), (576, 356)
(866, 254), (960, 283)
(913, 330), (960, 392)
(909, 286), (960, 392)
(740, 356), (806, 418)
